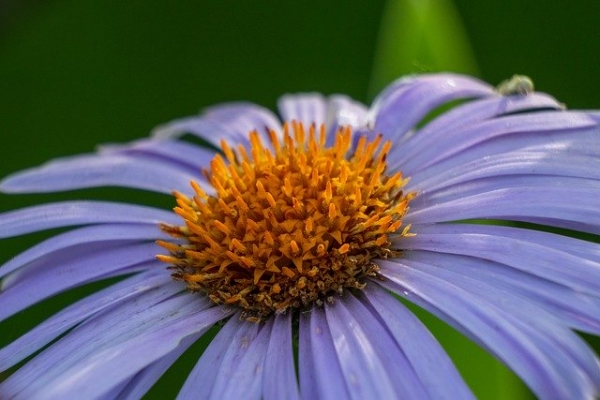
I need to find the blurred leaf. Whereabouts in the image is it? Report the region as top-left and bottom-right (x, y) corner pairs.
(369, 0), (479, 98)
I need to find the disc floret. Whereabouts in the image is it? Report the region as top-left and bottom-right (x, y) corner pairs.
(157, 122), (414, 320)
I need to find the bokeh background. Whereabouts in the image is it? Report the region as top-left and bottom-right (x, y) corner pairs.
(2, 0), (600, 398)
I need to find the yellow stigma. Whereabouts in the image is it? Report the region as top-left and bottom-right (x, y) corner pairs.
(157, 122), (415, 320)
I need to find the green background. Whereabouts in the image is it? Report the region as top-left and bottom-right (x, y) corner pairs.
(2, 1), (600, 398)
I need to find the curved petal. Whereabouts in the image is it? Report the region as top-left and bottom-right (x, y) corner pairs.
(393, 256), (600, 391)
(390, 92), (565, 171)
(325, 95), (368, 143)
(278, 93), (328, 127)
(396, 224), (600, 332)
(153, 102), (282, 148)
(398, 110), (598, 180)
(0, 269), (172, 370)
(0, 153), (198, 195)
(212, 319), (272, 400)
(362, 284), (475, 400)
(263, 313), (301, 400)
(407, 178), (600, 235)
(379, 260), (600, 400)
(0, 242), (160, 322)
(299, 306), (350, 400)
(98, 138), (216, 173)
(102, 327), (192, 400)
(1, 283), (198, 397)
(331, 293), (428, 399)
(189, 316), (261, 400)
(0, 201), (180, 239)
(369, 73), (495, 143)
(0, 223), (167, 279)
(177, 313), (246, 400)
(31, 306), (227, 399)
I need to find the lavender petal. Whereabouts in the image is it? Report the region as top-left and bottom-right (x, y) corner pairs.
(0, 242), (160, 322)
(177, 313), (246, 400)
(369, 73), (495, 143)
(263, 313), (301, 400)
(0, 201), (180, 239)
(0, 269), (172, 370)
(379, 260), (600, 399)
(299, 306), (351, 400)
(362, 284), (475, 400)
(0, 223), (167, 279)
(0, 153), (198, 195)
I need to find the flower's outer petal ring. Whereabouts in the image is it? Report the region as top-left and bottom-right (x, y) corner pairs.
(1, 282), (198, 397)
(0, 242), (161, 322)
(98, 138), (216, 173)
(0, 269), (172, 370)
(0, 201), (181, 239)
(388, 255), (600, 391)
(0, 223), (167, 279)
(278, 93), (328, 128)
(369, 73), (495, 143)
(299, 307), (351, 400)
(391, 92), (564, 169)
(31, 306), (229, 400)
(153, 102), (283, 148)
(177, 313), (246, 400)
(325, 95), (368, 146)
(211, 319), (272, 400)
(406, 183), (600, 235)
(0, 154), (199, 196)
(379, 261), (599, 400)
(334, 293), (428, 399)
(106, 341), (191, 400)
(263, 313), (301, 400)
(362, 284), (475, 400)
(397, 110), (598, 179)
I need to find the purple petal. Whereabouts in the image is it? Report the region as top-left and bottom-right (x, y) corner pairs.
(278, 93), (327, 126)
(0, 242), (161, 322)
(153, 102), (282, 148)
(0, 201), (180, 239)
(0, 269), (172, 370)
(369, 73), (495, 143)
(329, 293), (427, 398)
(397, 224), (600, 332)
(379, 260), (600, 399)
(362, 284), (475, 400)
(111, 335), (195, 400)
(98, 138), (216, 173)
(390, 92), (565, 171)
(325, 95), (368, 143)
(179, 314), (265, 400)
(31, 306), (228, 399)
(177, 313), (246, 400)
(299, 306), (350, 400)
(406, 178), (600, 234)
(263, 313), (301, 400)
(0, 223), (167, 279)
(1, 283), (197, 397)
(398, 110), (598, 180)
(386, 255), (600, 388)
(213, 319), (272, 400)
(0, 153), (198, 195)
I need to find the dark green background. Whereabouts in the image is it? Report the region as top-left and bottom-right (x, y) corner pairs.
(1, 1), (599, 398)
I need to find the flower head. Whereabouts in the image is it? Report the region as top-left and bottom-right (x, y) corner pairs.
(1, 73), (599, 399)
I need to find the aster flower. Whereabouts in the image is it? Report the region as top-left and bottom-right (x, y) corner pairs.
(1, 73), (600, 399)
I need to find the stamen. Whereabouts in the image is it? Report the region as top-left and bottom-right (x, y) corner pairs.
(158, 122), (414, 321)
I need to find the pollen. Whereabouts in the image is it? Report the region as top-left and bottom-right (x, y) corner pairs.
(157, 122), (415, 320)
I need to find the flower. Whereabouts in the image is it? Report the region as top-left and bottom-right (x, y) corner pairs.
(1, 73), (599, 399)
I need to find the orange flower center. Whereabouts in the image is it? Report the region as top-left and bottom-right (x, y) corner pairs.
(157, 122), (414, 321)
